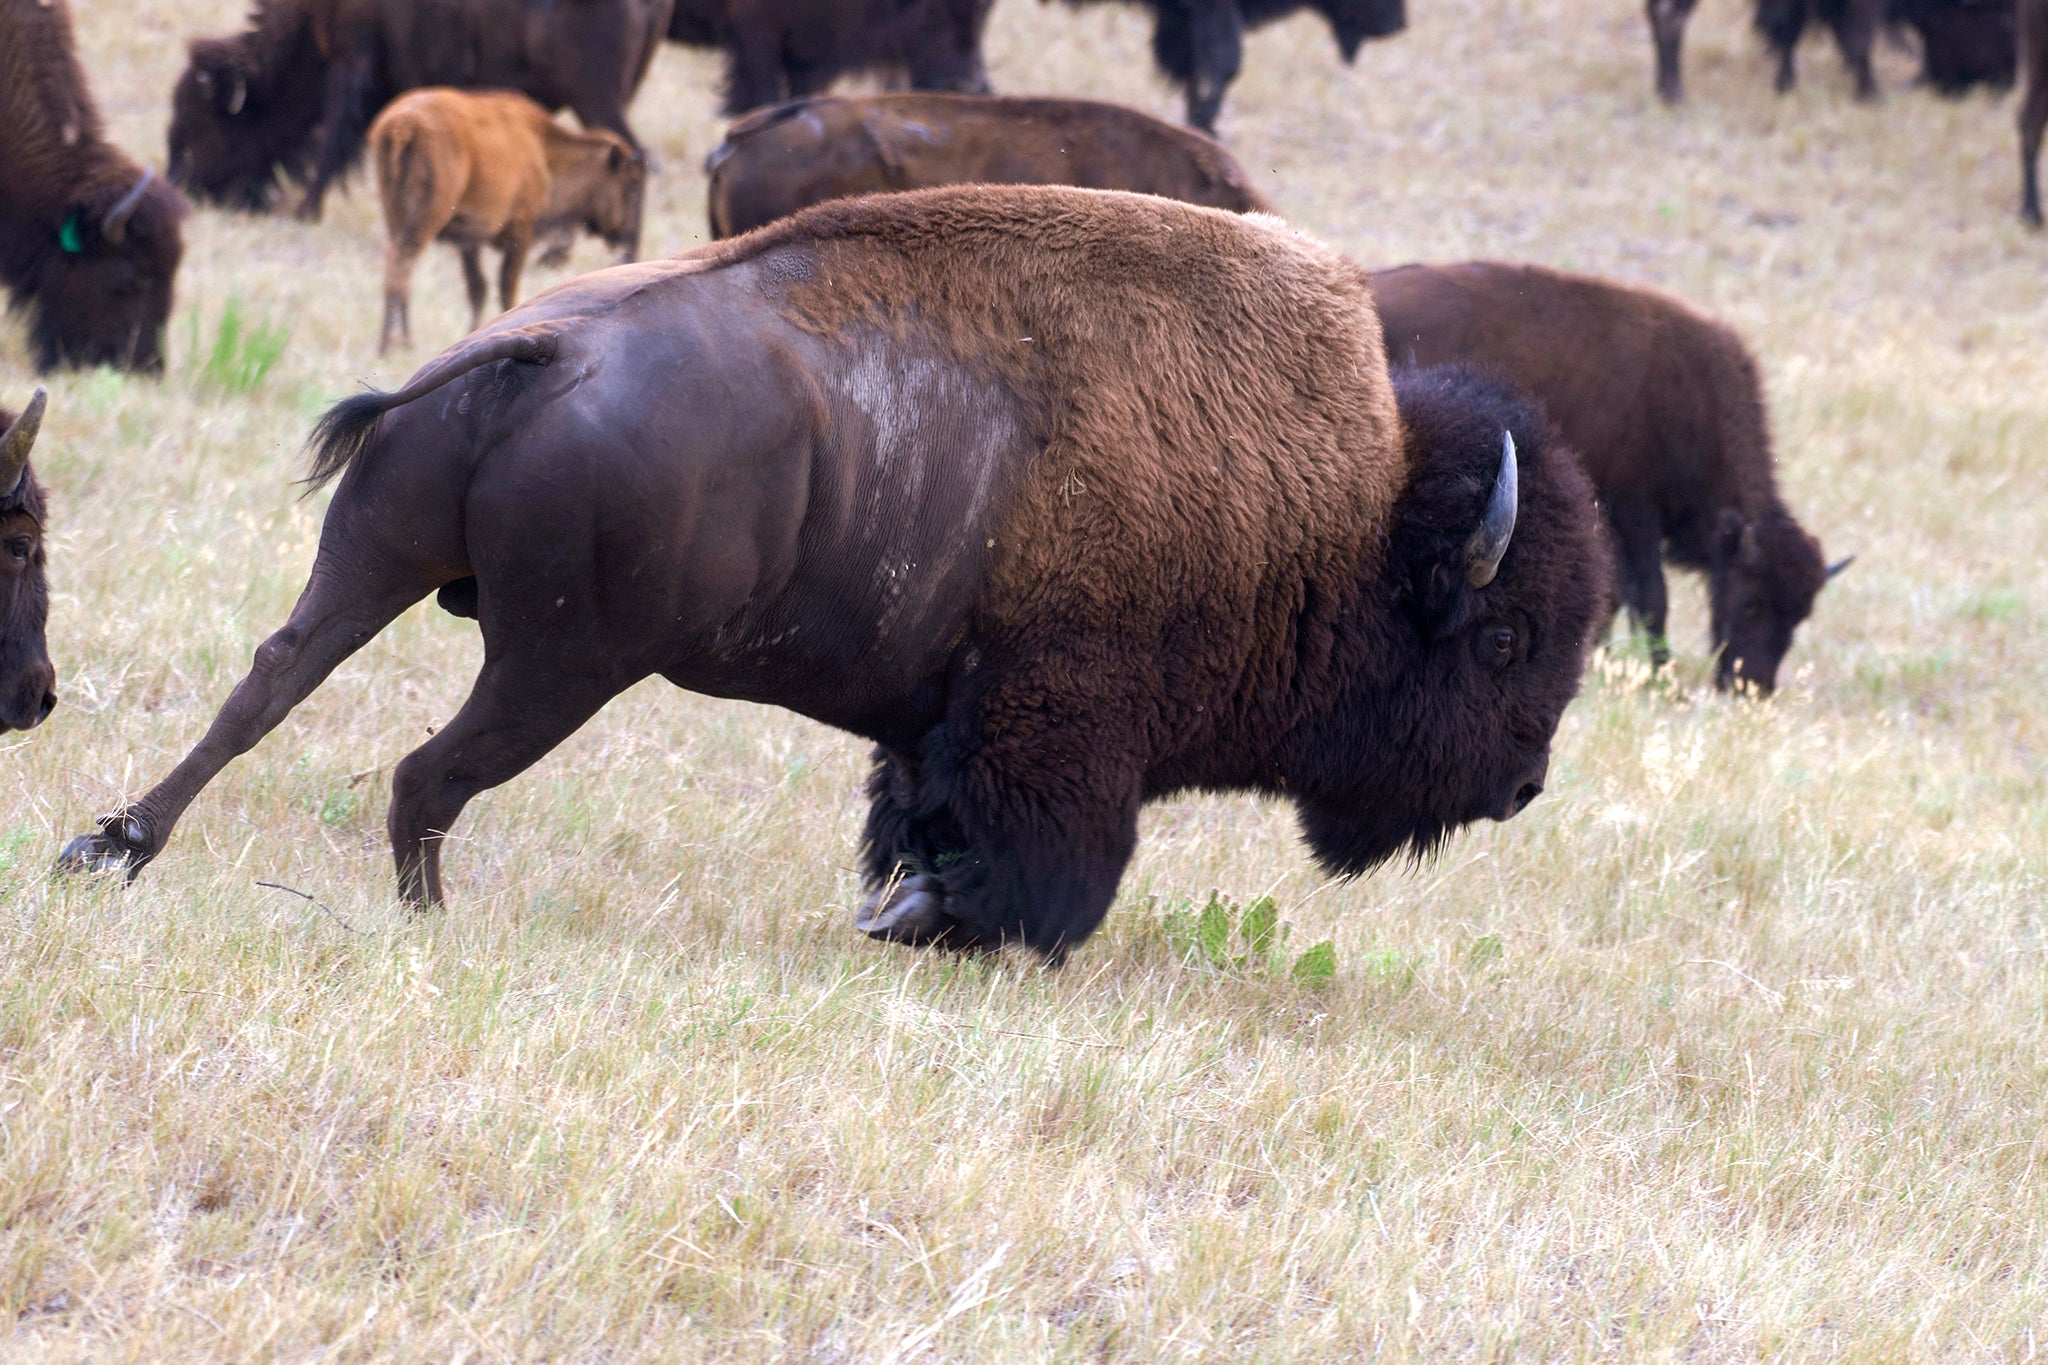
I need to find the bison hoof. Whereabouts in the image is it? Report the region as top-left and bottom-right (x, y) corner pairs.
(854, 873), (965, 946)
(55, 813), (151, 881)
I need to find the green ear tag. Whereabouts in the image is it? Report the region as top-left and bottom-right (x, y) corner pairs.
(58, 211), (85, 254)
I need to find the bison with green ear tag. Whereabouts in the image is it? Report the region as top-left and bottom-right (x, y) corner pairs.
(1, 0), (186, 372)
(0, 390), (56, 733)
(59, 187), (1608, 959)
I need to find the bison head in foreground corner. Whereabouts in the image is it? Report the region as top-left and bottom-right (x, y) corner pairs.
(58, 188), (1606, 957)
(0, 391), (56, 733)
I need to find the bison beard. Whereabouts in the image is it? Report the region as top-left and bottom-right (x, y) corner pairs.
(56, 187), (1605, 958)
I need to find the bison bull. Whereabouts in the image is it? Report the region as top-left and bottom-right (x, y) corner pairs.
(1, 391), (56, 734)
(58, 188), (1607, 957)
(1372, 260), (1848, 694)
(169, 0), (671, 220)
(1, 0), (187, 373)
(705, 93), (1272, 238)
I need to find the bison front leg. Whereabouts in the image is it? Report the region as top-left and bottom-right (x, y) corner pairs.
(388, 653), (635, 906)
(1829, 0), (1881, 100)
(2021, 44), (2047, 227)
(1606, 492), (1671, 668)
(300, 47), (379, 221)
(1157, 0), (1245, 133)
(1648, 0), (1697, 103)
(855, 718), (1143, 958)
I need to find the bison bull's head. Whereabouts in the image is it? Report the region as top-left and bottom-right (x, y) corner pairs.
(1293, 365), (1609, 875)
(0, 392), (57, 734)
(33, 169), (186, 373)
(1708, 509), (1849, 694)
(169, 39), (319, 211)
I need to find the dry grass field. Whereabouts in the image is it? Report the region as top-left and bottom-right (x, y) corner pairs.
(3, 0), (2046, 1356)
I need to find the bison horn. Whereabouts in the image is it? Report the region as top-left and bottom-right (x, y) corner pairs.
(1464, 431), (1519, 589)
(226, 72), (247, 116)
(102, 167), (154, 245)
(1826, 554), (1855, 578)
(1, 388), (48, 499)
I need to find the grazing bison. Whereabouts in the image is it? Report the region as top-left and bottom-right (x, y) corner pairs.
(1373, 261), (1848, 694)
(1, 0), (187, 373)
(370, 89), (646, 353)
(169, 0), (672, 220)
(1651, 0), (1881, 104)
(1887, 0), (2015, 93)
(1, 391), (56, 734)
(1059, 0), (1405, 132)
(704, 93), (1272, 238)
(56, 187), (1607, 957)
(666, 0), (994, 115)
(2023, 0), (2047, 225)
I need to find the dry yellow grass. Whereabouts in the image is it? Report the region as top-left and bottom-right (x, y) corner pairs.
(3, 0), (2046, 1357)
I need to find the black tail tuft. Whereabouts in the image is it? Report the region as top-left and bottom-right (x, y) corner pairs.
(304, 389), (398, 490)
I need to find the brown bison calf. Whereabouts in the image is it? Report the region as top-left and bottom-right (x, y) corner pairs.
(705, 92), (1272, 238)
(2023, 0), (2048, 225)
(369, 89), (646, 353)
(1373, 261), (1849, 694)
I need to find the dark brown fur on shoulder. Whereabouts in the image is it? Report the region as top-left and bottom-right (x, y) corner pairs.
(706, 93), (1272, 238)
(0, 0), (188, 372)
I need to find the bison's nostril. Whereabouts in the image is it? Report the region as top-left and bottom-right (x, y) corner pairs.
(38, 691), (56, 722)
(1513, 781), (1542, 813)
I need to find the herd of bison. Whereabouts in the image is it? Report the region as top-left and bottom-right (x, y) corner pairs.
(0, 0), (2025, 954)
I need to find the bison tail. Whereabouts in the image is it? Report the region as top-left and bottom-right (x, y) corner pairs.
(303, 327), (562, 490)
(304, 390), (396, 491)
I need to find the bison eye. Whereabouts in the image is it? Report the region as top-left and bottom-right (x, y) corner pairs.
(1476, 623), (1516, 669)
(5, 537), (29, 564)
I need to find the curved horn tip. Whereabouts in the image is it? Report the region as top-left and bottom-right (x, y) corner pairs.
(1464, 430), (1519, 590)
(1826, 554), (1855, 578)
(1, 387), (46, 494)
(103, 167), (156, 244)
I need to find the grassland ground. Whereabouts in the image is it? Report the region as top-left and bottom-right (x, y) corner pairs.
(3, 0), (2046, 1357)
